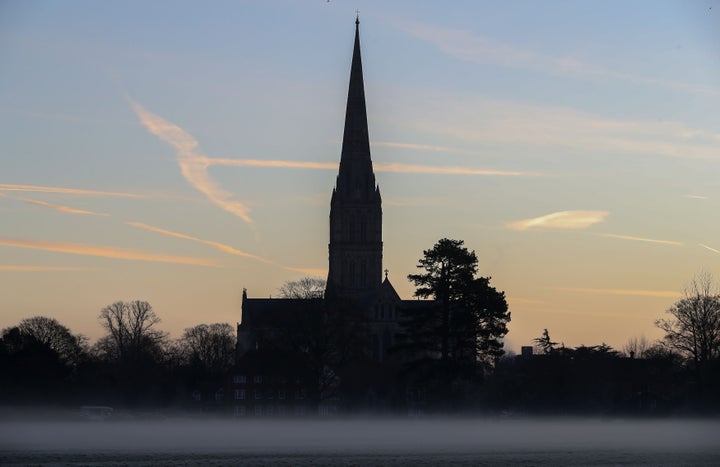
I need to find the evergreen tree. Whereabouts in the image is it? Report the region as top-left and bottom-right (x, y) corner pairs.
(397, 238), (510, 407)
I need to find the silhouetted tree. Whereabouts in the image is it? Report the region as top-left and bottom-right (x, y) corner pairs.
(643, 342), (683, 362)
(94, 301), (172, 405)
(0, 326), (71, 402)
(179, 323), (235, 374)
(572, 343), (620, 358)
(96, 300), (167, 363)
(17, 316), (88, 367)
(278, 277), (326, 299)
(622, 335), (651, 359)
(406, 239), (478, 362)
(403, 239), (509, 364)
(655, 273), (720, 367)
(533, 329), (558, 355)
(398, 239), (509, 408)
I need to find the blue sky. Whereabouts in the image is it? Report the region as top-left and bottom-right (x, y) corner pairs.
(1, 1), (719, 351)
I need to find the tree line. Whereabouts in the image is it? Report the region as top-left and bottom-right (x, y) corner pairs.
(1, 239), (719, 414)
(0, 306), (236, 408)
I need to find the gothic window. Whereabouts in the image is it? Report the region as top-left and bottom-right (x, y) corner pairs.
(350, 260), (356, 286)
(360, 217), (367, 240)
(360, 260), (367, 286)
(349, 219), (356, 241)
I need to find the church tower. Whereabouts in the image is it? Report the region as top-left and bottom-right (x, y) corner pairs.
(326, 18), (383, 299)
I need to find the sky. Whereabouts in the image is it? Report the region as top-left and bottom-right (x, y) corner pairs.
(1, 1), (719, 352)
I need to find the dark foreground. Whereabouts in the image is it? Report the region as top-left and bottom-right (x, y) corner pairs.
(2, 418), (719, 466)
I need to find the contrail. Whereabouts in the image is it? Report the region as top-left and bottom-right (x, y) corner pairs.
(130, 101), (253, 223)
(127, 222), (271, 263)
(557, 287), (681, 298)
(204, 157), (536, 176)
(17, 197), (108, 216)
(596, 233), (683, 246)
(0, 183), (145, 198)
(0, 237), (219, 267)
(128, 222), (325, 275)
(0, 265), (98, 271)
(700, 243), (720, 254)
(507, 210), (608, 231)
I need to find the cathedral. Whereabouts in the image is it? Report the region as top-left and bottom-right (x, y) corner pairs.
(232, 20), (441, 416)
(237, 18), (428, 366)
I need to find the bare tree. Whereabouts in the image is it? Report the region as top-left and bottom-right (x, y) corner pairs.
(622, 335), (650, 359)
(278, 277), (326, 299)
(97, 300), (167, 362)
(655, 272), (720, 367)
(179, 323), (235, 372)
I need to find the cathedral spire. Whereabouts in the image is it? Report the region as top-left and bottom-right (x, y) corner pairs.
(327, 18), (383, 299)
(336, 17), (375, 199)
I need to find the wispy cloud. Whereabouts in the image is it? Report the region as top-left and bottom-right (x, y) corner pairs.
(127, 222), (271, 263)
(0, 238), (218, 267)
(425, 97), (720, 160)
(685, 194), (708, 200)
(399, 21), (597, 78)
(282, 266), (327, 277)
(0, 183), (145, 198)
(204, 157), (536, 177)
(557, 287), (681, 299)
(383, 196), (446, 207)
(700, 243), (720, 254)
(371, 141), (456, 153)
(130, 101), (253, 223)
(127, 222), (325, 276)
(596, 233), (683, 246)
(17, 197), (108, 216)
(0, 265), (97, 272)
(507, 297), (545, 305)
(375, 162), (535, 176)
(507, 210), (608, 231)
(397, 20), (720, 97)
(205, 158), (336, 171)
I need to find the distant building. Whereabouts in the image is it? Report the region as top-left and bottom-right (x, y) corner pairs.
(235, 18), (432, 413)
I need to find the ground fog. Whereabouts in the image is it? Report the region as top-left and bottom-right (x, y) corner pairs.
(1, 417), (718, 465)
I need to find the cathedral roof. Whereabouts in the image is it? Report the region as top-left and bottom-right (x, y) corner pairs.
(240, 298), (324, 327)
(380, 276), (402, 302)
